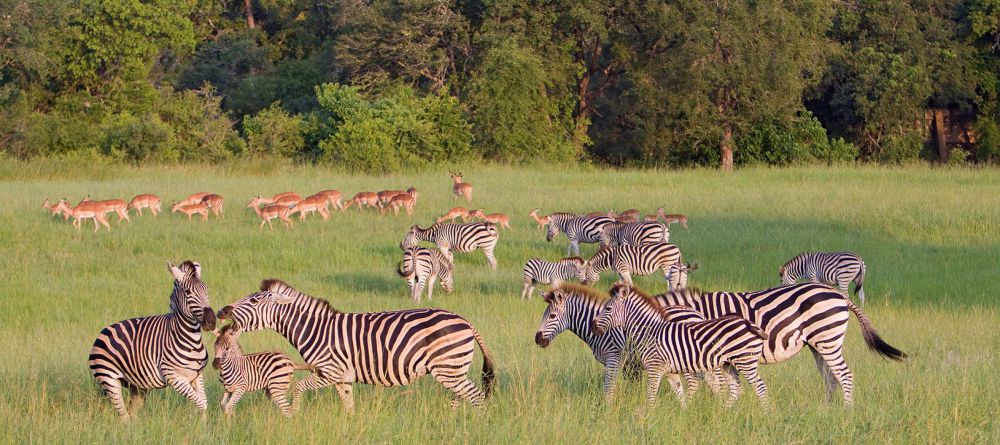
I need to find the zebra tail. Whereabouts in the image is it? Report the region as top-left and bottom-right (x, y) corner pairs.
(470, 326), (496, 400)
(854, 261), (866, 301)
(845, 298), (906, 361)
(293, 363), (318, 372)
(746, 321), (767, 340)
(396, 261), (413, 279)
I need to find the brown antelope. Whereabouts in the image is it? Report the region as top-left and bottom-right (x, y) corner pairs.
(178, 192), (211, 207)
(171, 201), (211, 221)
(344, 192), (379, 210)
(646, 206), (688, 229)
(610, 209), (640, 222)
(42, 199), (65, 217)
(406, 187), (418, 199)
(128, 194), (161, 216)
(437, 207), (469, 223)
(449, 171), (473, 201)
(377, 190), (406, 208)
(80, 195), (130, 222)
(200, 194), (225, 218)
(585, 211), (607, 217)
(250, 202), (295, 230)
(528, 209), (550, 230)
(289, 194), (330, 221)
(385, 192), (417, 216)
(247, 192), (301, 208)
(315, 189), (344, 210)
(57, 200), (111, 232)
(469, 209), (511, 230)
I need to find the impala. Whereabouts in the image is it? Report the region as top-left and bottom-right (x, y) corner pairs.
(288, 194), (330, 221)
(57, 200), (111, 232)
(315, 189), (344, 210)
(42, 199), (65, 217)
(250, 202), (295, 230)
(528, 209), (550, 230)
(128, 194), (161, 216)
(344, 192), (379, 210)
(200, 194), (225, 218)
(436, 207), (469, 223)
(178, 192), (211, 207)
(644, 206), (688, 229)
(469, 209), (511, 230)
(81, 195), (130, 223)
(450, 171), (473, 201)
(171, 201), (211, 221)
(377, 190), (406, 208)
(385, 192), (417, 216)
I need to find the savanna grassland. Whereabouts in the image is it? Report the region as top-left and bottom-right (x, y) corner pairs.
(1, 163), (998, 444)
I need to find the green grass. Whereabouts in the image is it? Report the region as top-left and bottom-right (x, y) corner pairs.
(1, 163), (998, 444)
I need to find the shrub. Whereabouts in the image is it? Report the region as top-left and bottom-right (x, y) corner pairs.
(100, 112), (176, 162)
(973, 117), (1000, 164)
(155, 87), (245, 161)
(243, 104), (305, 158)
(736, 111), (858, 166)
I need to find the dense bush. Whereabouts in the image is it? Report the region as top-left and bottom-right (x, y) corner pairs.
(735, 112), (859, 166)
(243, 104), (306, 158)
(973, 117), (1000, 163)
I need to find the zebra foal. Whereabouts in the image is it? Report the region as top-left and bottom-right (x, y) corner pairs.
(397, 245), (454, 302)
(520, 257), (585, 299)
(780, 251), (868, 305)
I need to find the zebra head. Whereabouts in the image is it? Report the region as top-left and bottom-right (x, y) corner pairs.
(168, 261), (216, 331)
(535, 288), (571, 348)
(212, 325), (241, 369)
(401, 225), (425, 249)
(217, 279), (299, 334)
(592, 283), (635, 335)
(580, 247), (610, 285)
(545, 221), (560, 242)
(778, 261), (795, 285)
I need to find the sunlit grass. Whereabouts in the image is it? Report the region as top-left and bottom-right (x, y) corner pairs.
(1, 162), (998, 443)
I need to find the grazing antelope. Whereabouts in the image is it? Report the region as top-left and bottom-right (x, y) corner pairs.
(343, 192), (379, 210)
(288, 194), (330, 221)
(248, 192), (302, 208)
(250, 202), (295, 230)
(178, 192), (211, 207)
(469, 209), (511, 230)
(608, 209), (640, 223)
(645, 207), (689, 229)
(42, 199), (65, 217)
(450, 171), (473, 201)
(57, 200), (112, 232)
(377, 190), (406, 208)
(385, 192), (417, 216)
(315, 190), (344, 211)
(528, 209), (551, 230)
(171, 201), (211, 221)
(200, 194), (224, 218)
(82, 197), (130, 223)
(128, 194), (161, 216)
(437, 207), (469, 223)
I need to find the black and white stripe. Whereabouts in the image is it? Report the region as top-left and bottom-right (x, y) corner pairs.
(780, 252), (867, 305)
(654, 282), (906, 405)
(402, 222), (500, 269)
(217, 280), (496, 412)
(397, 245), (454, 302)
(212, 325), (314, 417)
(581, 243), (682, 287)
(546, 213), (614, 256)
(534, 284), (728, 402)
(88, 261), (217, 421)
(593, 283), (769, 409)
(520, 257), (585, 299)
(599, 221), (669, 246)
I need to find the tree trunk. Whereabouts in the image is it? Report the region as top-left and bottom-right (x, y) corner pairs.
(933, 108), (949, 163)
(244, 0), (256, 29)
(720, 121), (734, 171)
(574, 70), (592, 143)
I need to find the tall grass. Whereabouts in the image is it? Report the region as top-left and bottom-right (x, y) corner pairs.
(1, 163), (998, 443)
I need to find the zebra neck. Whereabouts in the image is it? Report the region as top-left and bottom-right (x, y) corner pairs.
(566, 299), (604, 344)
(272, 298), (336, 352)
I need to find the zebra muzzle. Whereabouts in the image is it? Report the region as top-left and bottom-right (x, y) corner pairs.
(202, 308), (217, 331)
(591, 320), (605, 335)
(534, 332), (550, 348)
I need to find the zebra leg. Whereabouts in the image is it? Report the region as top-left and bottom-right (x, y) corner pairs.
(666, 374), (685, 406)
(97, 377), (130, 420)
(267, 383), (294, 417)
(431, 370), (485, 408)
(816, 345), (855, 406)
(809, 346), (838, 403)
(427, 275), (437, 301)
(413, 278), (426, 303)
(223, 389), (244, 417)
(723, 370), (744, 408)
(220, 391), (231, 411)
(602, 357), (622, 403)
(618, 270), (633, 285)
(164, 371), (209, 417)
(483, 246), (498, 270)
(127, 386), (147, 417)
(291, 373), (340, 413)
(683, 373), (700, 405)
(644, 368), (665, 412)
(732, 359), (769, 409)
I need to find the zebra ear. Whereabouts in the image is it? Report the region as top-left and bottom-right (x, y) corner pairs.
(191, 262), (202, 279)
(167, 262), (185, 281)
(542, 289), (557, 304)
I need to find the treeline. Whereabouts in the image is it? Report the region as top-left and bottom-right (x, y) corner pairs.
(2, 0), (999, 171)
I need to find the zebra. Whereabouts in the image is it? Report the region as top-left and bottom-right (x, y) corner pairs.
(654, 283), (906, 405)
(666, 262), (698, 290)
(546, 213), (614, 256)
(401, 222), (499, 269)
(593, 283), (769, 409)
(579, 243), (682, 287)
(397, 245), (454, 302)
(88, 261), (217, 421)
(534, 284), (734, 402)
(520, 257), (586, 299)
(780, 252), (868, 306)
(216, 279), (496, 412)
(212, 325), (316, 417)
(598, 221), (669, 247)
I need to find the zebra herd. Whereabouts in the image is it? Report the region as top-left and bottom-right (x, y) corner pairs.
(88, 197), (900, 421)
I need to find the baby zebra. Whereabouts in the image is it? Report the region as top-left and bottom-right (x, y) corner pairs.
(521, 257), (586, 299)
(397, 245), (454, 302)
(212, 325), (314, 417)
(594, 283), (769, 409)
(780, 252), (868, 305)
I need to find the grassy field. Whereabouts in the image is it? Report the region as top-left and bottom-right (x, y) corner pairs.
(1, 163), (998, 444)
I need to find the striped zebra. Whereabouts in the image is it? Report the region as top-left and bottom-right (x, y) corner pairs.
(580, 243), (682, 287)
(593, 283), (769, 409)
(780, 252), (868, 305)
(666, 262), (698, 290)
(397, 245), (454, 302)
(402, 222), (499, 269)
(212, 325), (315, 417)
(546, 213), (614, 256)
(534, 284), (733, 402)
(520, 257), (586, 299)
(88, 261), (217, 421)
(654, 282), (906, 405)
(216, 279), (496, 412)
(598, 221), (669, 247)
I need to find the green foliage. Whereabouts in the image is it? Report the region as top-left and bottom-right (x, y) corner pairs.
(467, 42), (578, 163)
(973, 117), (1000, 163)
(100, 112), (176, 162)
(243, 103), (305, 158)
(155, 87), (245, 161)
(311, 83), (471, 172)
(736, 112), (859, 166)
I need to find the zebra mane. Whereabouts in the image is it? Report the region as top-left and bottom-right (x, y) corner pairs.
(260, 279), (341, 314)
(549, 282), (608, 304)
(559, 256), (585, 265)
(610, 283), (673, 320)
(177, 260), (201, 279)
